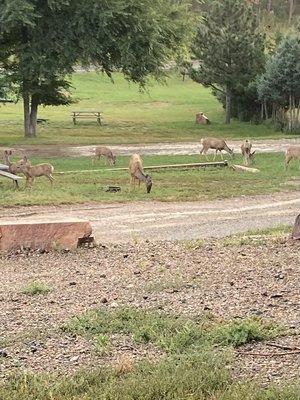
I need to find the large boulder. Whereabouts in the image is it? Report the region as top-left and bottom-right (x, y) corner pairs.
(0, 220), (92, 252)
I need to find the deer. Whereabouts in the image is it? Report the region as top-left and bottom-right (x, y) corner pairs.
(200, 137), (234, 160)
(128, 154), (152, 193)
(241, 140), (256, 166)
(15, 155), (54, 188)
(93, 146), (116, 166)
(3, 150), (26, 189)
(285, 146), (300, 170)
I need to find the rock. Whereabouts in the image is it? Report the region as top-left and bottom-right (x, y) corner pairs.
(133, 269), (141, 275)
(69, 282), (77, 286)
(0, 220), (92, 252)
(101, 297), (108, 304)
(70, 355), (79, 362)
(99, 273), (107, 278)
(0, 350), (8, 358)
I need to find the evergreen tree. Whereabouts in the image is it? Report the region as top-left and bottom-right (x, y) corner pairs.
(191, 0), (265, 124)
(257, 36), (300, 132)
(0, 0), (190, 137)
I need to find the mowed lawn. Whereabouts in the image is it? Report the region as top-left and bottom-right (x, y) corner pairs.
(0, 72), (297, 146)
(0, 153), (298, 206)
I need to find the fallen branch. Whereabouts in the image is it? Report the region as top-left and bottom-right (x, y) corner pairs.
(231, 164), (260, 173)
(266, 343), (300, 351)
(238, 350), (300, 357)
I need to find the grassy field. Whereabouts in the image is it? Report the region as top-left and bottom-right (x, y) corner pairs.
(0, 72), (298, 146)
(0, 153), (298, 206)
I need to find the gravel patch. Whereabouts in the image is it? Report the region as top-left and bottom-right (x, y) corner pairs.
(0, 238), (299, 383)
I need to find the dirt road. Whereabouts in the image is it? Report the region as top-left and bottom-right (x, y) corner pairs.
(1, 138), (300, 157)
(1, 191), (299, 243)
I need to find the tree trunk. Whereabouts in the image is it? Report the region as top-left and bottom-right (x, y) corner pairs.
(29, 96), (38, 137)
(288, 0), (294, 24)
(23, 92), (38, 138)
(267, 0), (272, 12)
(225, 87), (232, 124)
(23, 92), (31, 137)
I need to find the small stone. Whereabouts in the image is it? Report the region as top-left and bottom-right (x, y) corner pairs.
(143, 295), (148, 300)
(133, 269), (141, 275)
(101, 297), (108, 304)
(99, 273), (107, 278)
(110, 302), (118, 308)
(69, 282), (77, 286)
(70, 355), (79, 362)
(0, 350), (8, 358)
(123, 254), (129, 259)
(270, 293), (283, 299)
(204, 305), (211, 310)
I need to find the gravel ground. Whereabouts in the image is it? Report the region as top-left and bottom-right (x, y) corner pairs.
(0, 237), (299, 384)
(1, 138), (300, 157)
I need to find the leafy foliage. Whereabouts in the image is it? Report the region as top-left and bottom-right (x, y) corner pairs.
(0, 0), (191, 136)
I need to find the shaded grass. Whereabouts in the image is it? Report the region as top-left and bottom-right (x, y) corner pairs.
(0, 72), (298, 146)
(0, 152), (298, 206)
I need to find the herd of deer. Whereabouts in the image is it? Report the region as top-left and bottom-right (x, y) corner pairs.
(3, 138), (300, 193)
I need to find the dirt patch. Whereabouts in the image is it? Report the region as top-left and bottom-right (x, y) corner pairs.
(1, 138), (300, 158)
(0, 192), (299, 243)
(0, 238), (299, 382)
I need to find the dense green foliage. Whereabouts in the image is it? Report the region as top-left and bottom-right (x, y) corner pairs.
(257, 35), (300, 132)
(191, 0), (265, 124)
(0, 0), (191, 137)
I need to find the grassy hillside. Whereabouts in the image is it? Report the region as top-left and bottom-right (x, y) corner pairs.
(0, 72), (298, 146)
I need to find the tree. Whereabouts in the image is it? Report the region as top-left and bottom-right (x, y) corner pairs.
(0, 0), (191, 137)
(257, 36), (300, 132)
(191, 0), (265, 124)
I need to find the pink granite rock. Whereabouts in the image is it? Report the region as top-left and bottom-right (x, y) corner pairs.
(0, 220), (92, 252)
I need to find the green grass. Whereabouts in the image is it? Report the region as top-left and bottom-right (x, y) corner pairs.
(223, 225), (292, 246)
(0, 72), (298, 146)
(0, 153), (298, 206)
(1, 308), (294, 400)
(21, 281), (52, 296)
(62, 307), (281, 353)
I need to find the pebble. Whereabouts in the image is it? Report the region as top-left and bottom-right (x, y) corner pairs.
(0, 350), (8, 358)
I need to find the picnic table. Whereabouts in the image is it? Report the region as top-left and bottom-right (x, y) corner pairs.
(71, 110), (102, 125)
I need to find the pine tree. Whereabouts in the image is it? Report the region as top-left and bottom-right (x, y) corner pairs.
(257, 36), (300, 132)
(191, 0), (265, 124)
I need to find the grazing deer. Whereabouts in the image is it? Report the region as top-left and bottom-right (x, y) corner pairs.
(241, 140), (256, 166)
(3, 150), (25, 189)
(285, 146), (300, 170)
(200, 137), (233, 160)
(15, 155), (54, 188)
(93, 146), (116, 166)
(129, 154), (152, 193)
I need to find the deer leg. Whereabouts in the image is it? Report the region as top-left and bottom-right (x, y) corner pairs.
(213, 150), (217, 161)
(47, 174), (54, 187)
(220, 151), (224, 160)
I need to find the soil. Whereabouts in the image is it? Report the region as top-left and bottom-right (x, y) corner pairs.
(1, 138), (300, 157)
(0, 192), (299, 243)
(0, 237), (299, 384)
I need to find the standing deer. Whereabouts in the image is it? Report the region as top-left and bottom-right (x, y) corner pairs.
(241, 140), (255, 166)
(129, 154), (152, 193)
(285, 146), (300, 170)
(15, 155), (54, 188)
(200, 137), (234, 160)
(3, 150), (25, 189)
(93, 146), (116, 166)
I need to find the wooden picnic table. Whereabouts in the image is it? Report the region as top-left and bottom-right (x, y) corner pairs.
(71, 110), (102, 125)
